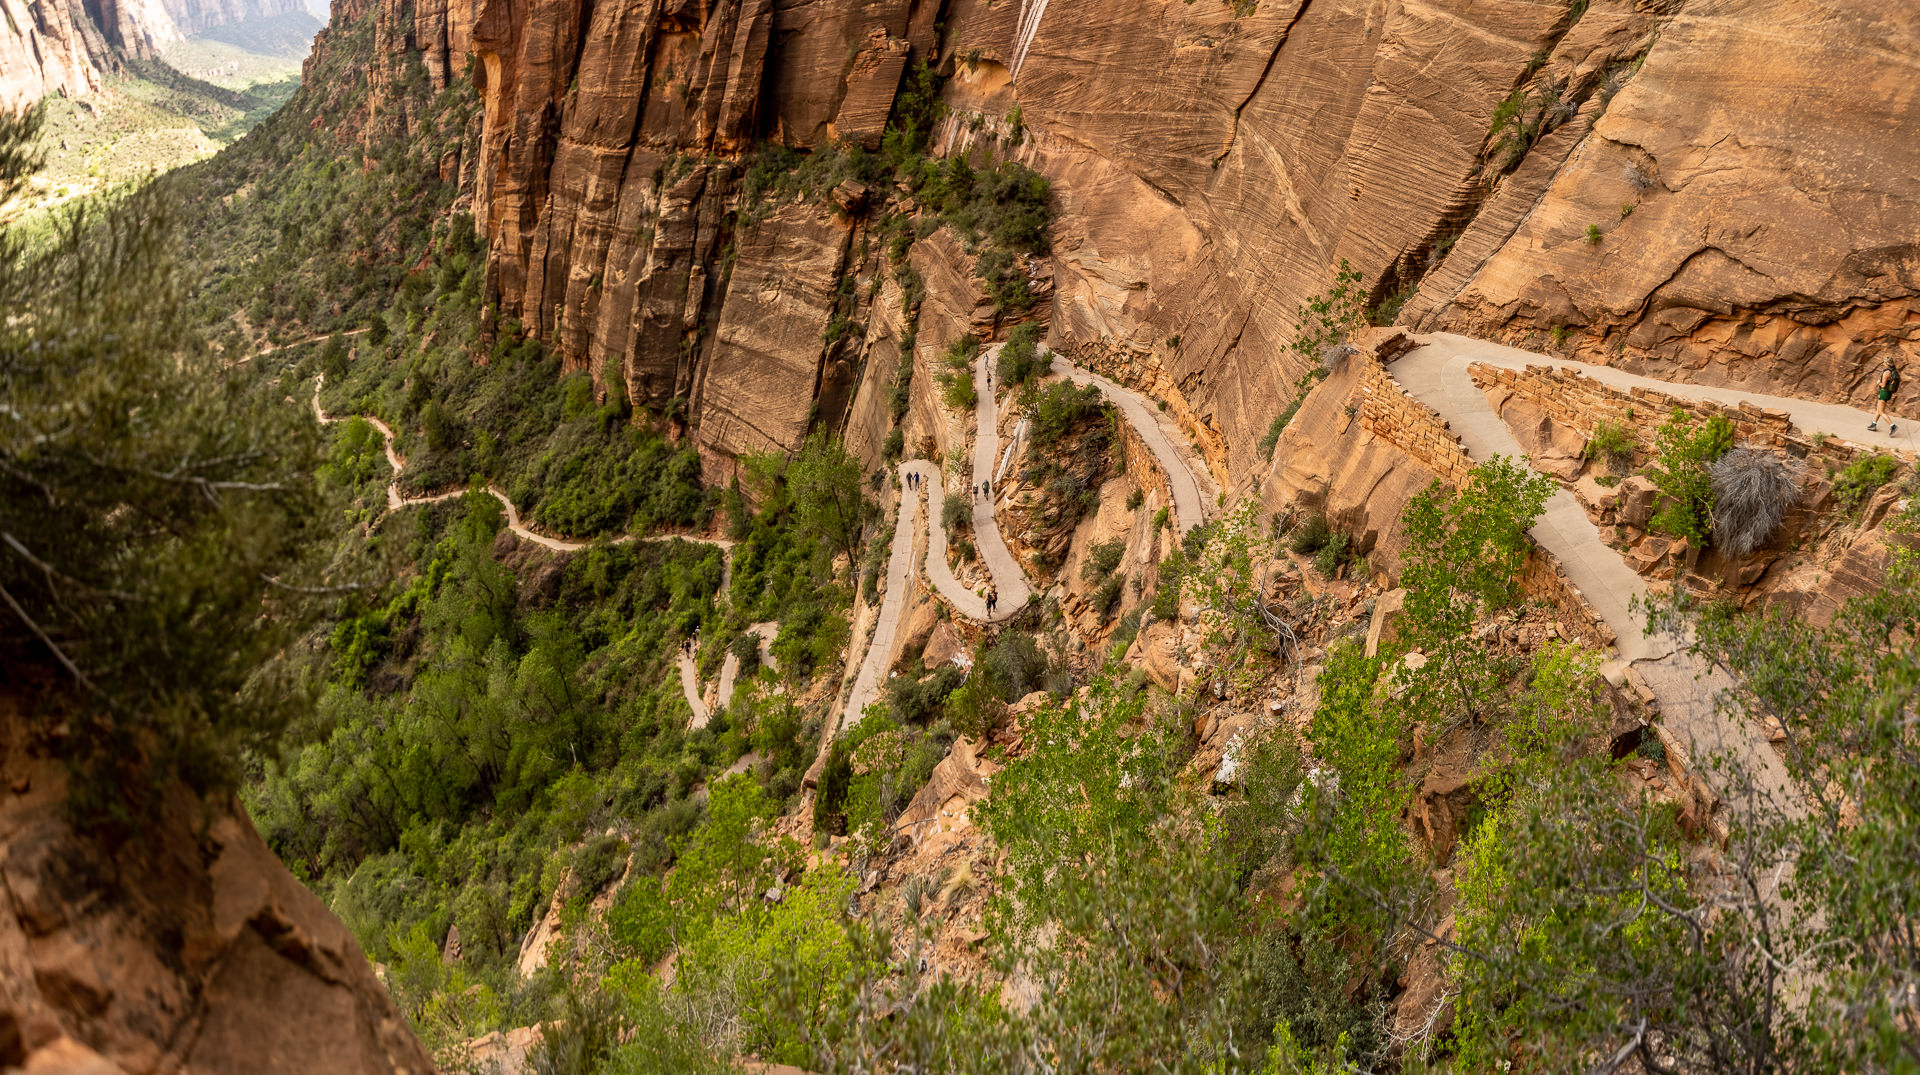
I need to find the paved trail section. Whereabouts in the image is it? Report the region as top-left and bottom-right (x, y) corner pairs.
(1049, 349), (1207, 534)
(825, 344), (1213, 744)
(1392, 334), (1849, 817)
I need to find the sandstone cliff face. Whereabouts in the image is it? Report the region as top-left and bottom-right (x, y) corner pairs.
(314, 0), (1917, 487)
(0, 0), (311, 108)
(1413, 0), (1920, 409)
(0, 692), (435, 1075)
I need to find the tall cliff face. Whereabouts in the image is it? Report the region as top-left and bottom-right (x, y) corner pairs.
(0, 0), (309, 108)
(316, 0), (1919, 486)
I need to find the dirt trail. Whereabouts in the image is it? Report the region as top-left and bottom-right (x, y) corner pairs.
(311, 375), (736, 556)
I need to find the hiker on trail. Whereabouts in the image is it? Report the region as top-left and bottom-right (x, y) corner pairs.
(986, 587), (997, 615)
(1869, 356), (1901, 434)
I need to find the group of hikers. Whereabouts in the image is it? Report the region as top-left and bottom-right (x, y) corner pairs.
(899, 470), (993, 499)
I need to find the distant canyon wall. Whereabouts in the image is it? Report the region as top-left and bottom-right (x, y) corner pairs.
(0, 0), (308, 108)
(313, 0), (1919, 486)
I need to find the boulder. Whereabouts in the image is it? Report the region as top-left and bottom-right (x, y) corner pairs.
(1124, 621), (1185, 694)
(1614, 476), (1659, 529)
(892, 738), (996, 850)
(1365, 588), (1407, 657)
(922, 621), (966, 669)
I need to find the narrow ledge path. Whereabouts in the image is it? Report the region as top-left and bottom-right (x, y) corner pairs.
(1048, 348), (1207, 535)
(1390, 333), (1843, 817)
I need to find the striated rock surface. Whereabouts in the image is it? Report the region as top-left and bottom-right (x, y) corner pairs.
(1418, 0), (1920, 413)
(0, 691), (434, 1075)
(295, 0), (1919, 492)
(693, 200), (851, 477)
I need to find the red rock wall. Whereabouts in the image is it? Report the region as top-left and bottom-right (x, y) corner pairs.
(0, 691), (436, 1075)
(308, 0), (1919, 485)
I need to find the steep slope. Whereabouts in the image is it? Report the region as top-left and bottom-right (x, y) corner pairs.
(0, 0), (308, 108)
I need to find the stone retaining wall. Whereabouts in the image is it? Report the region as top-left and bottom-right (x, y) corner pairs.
(1349, 338), (1619, 649)
(1351, 349), (1476, 489)
(1469, 362), (1883, 470)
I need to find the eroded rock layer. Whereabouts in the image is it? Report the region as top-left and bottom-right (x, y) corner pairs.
(0, 691), (435, 1075)
(313, 0), (1917, 489)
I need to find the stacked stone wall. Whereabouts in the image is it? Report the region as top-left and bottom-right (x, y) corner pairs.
(1352, 353), (1476, 488)
(1349, 341), (1618, 647)
(1470, 362), (1897, 470)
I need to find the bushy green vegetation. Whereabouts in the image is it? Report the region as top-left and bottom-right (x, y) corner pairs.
(1289, 260), (1368, 367)
(167, 11), (477, 348)
(994, 320), (1047, 387)
(0, 112), (326, 806)
(939, 334), (981, 409)
(1581, 417), (1635, 471)
(1647, 408), (1734, 545)
(1027, 381), (1106, 446)
(1833, 452), (1901, 510)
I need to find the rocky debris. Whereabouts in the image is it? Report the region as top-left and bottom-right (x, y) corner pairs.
(0, 692), (434, 1075)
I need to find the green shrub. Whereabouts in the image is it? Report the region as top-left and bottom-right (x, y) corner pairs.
(1127, 488), (1145, 510)
(1081, 538), (1127, 583)
(1647, 409), (1734, 546)
(995, 320), (1047, 386)
(1290, 513), (1332, 555)
(1028, 381), (1107, 446)
(980, 631), (1053, 702)
(1583, 418), (1635, 471)
(938, 335), (980, 410)
(1312, 531), (1350, 576)
(729, 630), (763, 679)
(1834, 453), (1901, 511)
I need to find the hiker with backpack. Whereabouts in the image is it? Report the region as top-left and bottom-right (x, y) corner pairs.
(1869, 356), (1901, 435)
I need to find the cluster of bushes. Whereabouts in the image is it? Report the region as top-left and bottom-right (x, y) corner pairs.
(994, 320), (1047, 387)
(1081, 538), (1128, 618)
(939, 334), (981, 410)
(249, 493), (821, 992)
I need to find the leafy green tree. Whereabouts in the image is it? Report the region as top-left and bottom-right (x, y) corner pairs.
(0, 112), (324, 802)
(786, 431), (869, 570)
(1647, 407), (1734, 546)
(1394, 456), (1553, 724)
(1288, 260), (1368, 366)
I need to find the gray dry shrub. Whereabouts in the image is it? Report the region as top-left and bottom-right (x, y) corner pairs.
(1709, 447), (1797, 557)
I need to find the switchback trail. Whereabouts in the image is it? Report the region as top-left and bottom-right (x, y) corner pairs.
(1389, 333), (1866, 819)
(823, 342), (1212, 745)
(311, 375), (736, 557)
(312, 376), (743, 731)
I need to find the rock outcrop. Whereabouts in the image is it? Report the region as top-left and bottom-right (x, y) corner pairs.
(299, 0), (1917, 498)
(0, 0), (311, 109)
(0, 690), (434, 1074)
